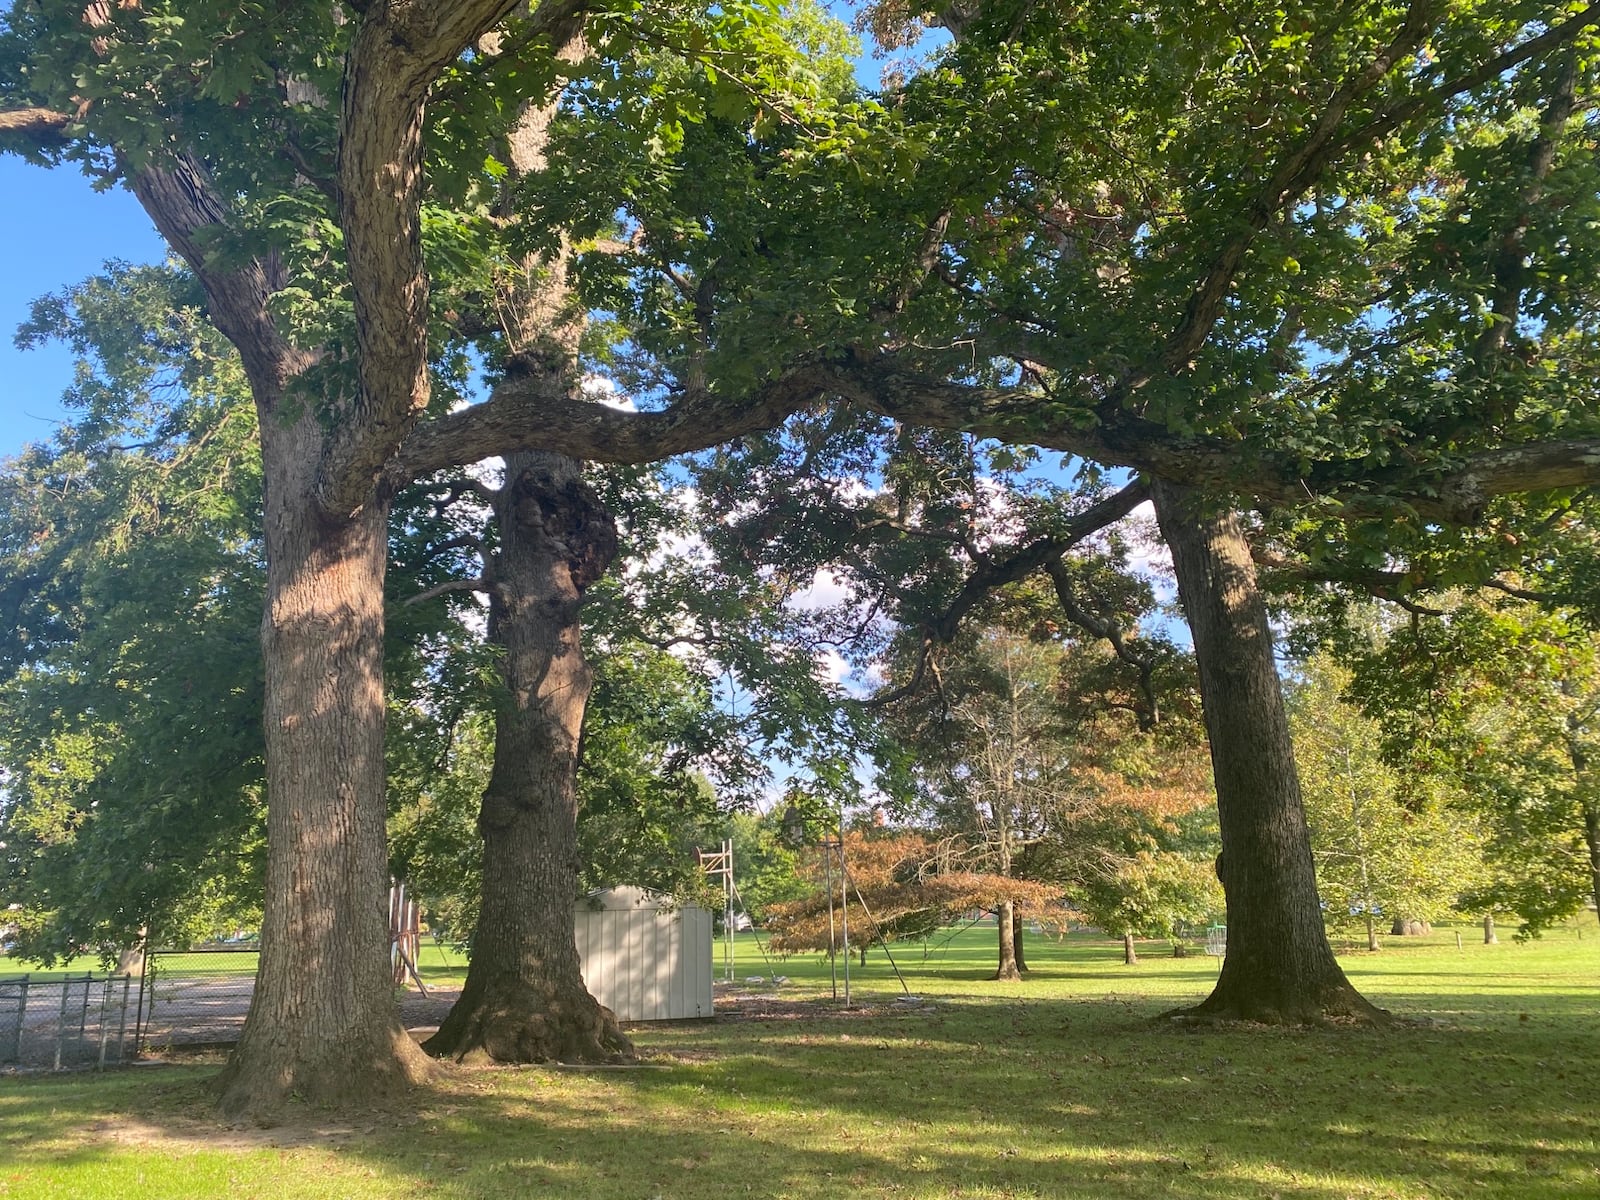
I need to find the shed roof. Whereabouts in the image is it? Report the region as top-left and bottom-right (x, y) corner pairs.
(580, 885), (676, 911)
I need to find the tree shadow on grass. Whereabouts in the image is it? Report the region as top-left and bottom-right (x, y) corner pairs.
(1, 991), (1597, 1199)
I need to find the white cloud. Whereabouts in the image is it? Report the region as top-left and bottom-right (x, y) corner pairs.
(788, 567), (853, 612)
(1118, 500), (1173, 579)
(815, 648), (852, 684)
(582, 375), (638, 412)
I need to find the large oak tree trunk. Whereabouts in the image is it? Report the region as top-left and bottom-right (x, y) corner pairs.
(425, 453), (630, 1064)
(217, 412), (431, 1117)
(1152, 481), (1385, 1024)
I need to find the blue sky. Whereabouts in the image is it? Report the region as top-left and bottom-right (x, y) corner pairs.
(0, 156), (167, 460)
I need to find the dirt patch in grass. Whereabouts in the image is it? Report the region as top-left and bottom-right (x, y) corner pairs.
(85, 1113), (371, 1152)
(713, 985), (937, 1022)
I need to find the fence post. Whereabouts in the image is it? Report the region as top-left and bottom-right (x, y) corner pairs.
(75, 972), (91, 1063)
(115, 974), (131, 1063)
(53, 976), (72, 1071)
(134, 950), (152, 1056)
(0, 977), (26, 1064)
(96, 979), (113, 1068)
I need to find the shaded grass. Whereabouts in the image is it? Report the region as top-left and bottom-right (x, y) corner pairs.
(0, 922), (1596, 1198)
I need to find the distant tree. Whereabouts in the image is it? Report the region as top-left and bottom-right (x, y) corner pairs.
(1287, 653), (1486, 950)
(765, 831), (1063, 958)
(1073, 851), (1221, 966)
(1351, 600), (1600, 936)
(0, 266), (266, 963)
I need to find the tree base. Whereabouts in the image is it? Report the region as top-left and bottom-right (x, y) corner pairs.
(213, 1021), (434, 1121)
(1161, 977), (1391, 1027)
(424, 980), (633, 1065)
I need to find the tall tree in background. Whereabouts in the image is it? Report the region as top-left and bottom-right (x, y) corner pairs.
(1351, 599), (1600, 934)
(0, 266), (267, 962)
(1287, 653), (1486, 951)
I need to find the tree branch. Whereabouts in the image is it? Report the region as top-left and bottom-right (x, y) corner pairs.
(401, 577), (494, 607)
(1042, 557), (1161, 730)
(0, 107), (72, 147)
(320, 0), (590, 518)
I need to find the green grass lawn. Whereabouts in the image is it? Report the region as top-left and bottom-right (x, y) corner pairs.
(1, 921), (1596, 1199)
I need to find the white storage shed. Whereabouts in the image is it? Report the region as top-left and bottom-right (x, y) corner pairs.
(573, 886), (714, 1021)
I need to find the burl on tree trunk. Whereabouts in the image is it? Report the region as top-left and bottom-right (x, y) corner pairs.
(1152, 481), (1386, 1025)
(425, 453), (631, 1064)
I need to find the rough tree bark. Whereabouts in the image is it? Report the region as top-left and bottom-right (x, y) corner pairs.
(425, 452), (630, 1063)
(994, 899), (1022, 981)
(216, 409), (432, 1112)
(420, 33), (630, 1064)
(1152, 480), (1386, 1024)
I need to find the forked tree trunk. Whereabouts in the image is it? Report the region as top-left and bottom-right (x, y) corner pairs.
(994, 900), (1022, 980)
(1123, 931), (1139, 965)
(217, 412), (431, 1116)
(425, 453), (631, 1064)
(1152, 481), (1385, 1025)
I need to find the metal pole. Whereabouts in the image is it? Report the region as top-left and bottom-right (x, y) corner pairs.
(97, 978), (112, 1070)
(134, 941), (153, 1056)
(115, 974), (131, 1064)
(725, 838), (736, 983)
(822, 842), (838, 1001)
(76, 972), (91, 1060)
(839, 814), (851, 1009)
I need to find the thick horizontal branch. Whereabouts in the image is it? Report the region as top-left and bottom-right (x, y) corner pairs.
(385, 360), (836, 485)
(0, 107), (71, 147)
(390, 337), (1600, 524)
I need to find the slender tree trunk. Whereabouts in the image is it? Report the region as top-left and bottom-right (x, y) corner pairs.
(1012, 909), (1029, 973)
(425, 453), (631, 1064)
(1152, 481), (1384, 1024)
(217, 412), (431, 1116)
(1483, 914), (1499, 944)
(1579, 794), (1600, 931)
(994, 900), (1022, 980)
(1574, 774), (1600, 934)
(1123, 931), (1139, 965)
(1365, 914), (1379, 953)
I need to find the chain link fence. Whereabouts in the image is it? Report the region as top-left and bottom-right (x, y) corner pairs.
(0, 972), (136, 1071)
(4, 940), (453, 1071)
(134, 948), (261, 1053)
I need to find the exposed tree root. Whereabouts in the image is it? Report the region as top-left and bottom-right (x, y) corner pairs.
(424, 980), (632, 1066)
(1159, 981), (1392, 1028)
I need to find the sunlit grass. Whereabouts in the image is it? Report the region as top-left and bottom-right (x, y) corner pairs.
(1, 920), (1596, 1198)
